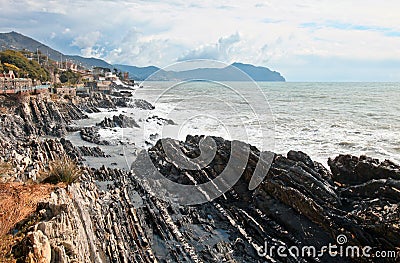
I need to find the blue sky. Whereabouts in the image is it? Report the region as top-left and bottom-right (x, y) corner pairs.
(0, 0), (399, 81)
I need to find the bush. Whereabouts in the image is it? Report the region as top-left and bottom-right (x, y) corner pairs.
(41, 157), (81, 184)
(0, 161), (13, 182)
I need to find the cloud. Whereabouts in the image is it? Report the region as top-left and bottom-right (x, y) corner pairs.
(71, 31), (102, 57)
(105, 28), (184, 66)
(1, 0), (400, 80)
(179, 32), (240, 61)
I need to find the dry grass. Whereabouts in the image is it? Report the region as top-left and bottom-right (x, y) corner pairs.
(0, 182), (58, 262)
(0, 161), (14, 182)
(0, 107), (10, 114)
(41, 156), (82, 184)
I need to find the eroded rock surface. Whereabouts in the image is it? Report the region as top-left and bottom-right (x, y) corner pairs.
(97, 114), (140, 128)
(17, 135), (399, 263)
(2, 94), (399, 263)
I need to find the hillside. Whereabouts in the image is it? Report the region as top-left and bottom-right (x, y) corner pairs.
(0, 50), (50, 81)
(0, 31), (113, 69)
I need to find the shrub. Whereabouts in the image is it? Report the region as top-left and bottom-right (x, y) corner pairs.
(41, 157), (81, 184)
(0, 161), (13, 182)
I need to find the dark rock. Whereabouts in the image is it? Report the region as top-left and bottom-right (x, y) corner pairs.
(146, 115), (176, 125)
(132, 99), (155, 110)
(328, 154), (400, 185)
(80, 126), (110, 145)
(96, 114), (140, 128)
(130, 135), (400, 261)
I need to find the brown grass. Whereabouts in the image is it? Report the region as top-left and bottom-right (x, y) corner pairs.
(0, 161), (14, 182)
(0, 183), (59, 262)
(41, 156), (82, 184)
(0, 107), (10, 114)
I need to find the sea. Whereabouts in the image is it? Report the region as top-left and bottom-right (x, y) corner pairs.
(68, 82), (400, 168)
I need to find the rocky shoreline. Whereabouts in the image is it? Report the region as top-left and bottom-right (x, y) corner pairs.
(0, 92), (399, 262)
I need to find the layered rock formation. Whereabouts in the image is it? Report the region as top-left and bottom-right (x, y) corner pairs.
(12, 135), (399, 262)
(1, 94), (399, 262)
(97, 114), (140, 128)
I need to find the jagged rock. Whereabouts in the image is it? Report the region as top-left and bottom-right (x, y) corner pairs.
(14, 230), (51, 263)
(328, 154), (400, 185)
(0, 95), (87, 141)
(146, 115), (176, 125)
(77, 93), (153, 110)
(34, 187), (103, 263)
(135, 135), (400, 261)
(80, 127), (110, 145)
(96, 114), (140, 128)
(3, 94), (400, 262)
(79, 146), (109, 157)
(132, 99), (155, 110)
(60, 138), (109, 161)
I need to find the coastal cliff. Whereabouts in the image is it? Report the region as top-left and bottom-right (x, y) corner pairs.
(0, 94), (399, 262)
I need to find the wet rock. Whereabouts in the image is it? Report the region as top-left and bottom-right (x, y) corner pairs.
(328, 154), (400, 185)
(146, 115), (176, 125)
(3, 94), (400, 262)
(60, 138), (109, 160)
(80, 127), (110, 145)
(135, 135), (400, 261)
(96, 114), (140, 128)
(132, 99), (155, 110)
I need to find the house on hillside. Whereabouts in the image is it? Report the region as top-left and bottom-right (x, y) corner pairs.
(105, 72), (118, 81)
(54, 86), (76, 97)
(0, 70), (33, 91)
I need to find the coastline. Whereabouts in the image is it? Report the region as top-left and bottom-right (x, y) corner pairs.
(0, 89), (399, 262)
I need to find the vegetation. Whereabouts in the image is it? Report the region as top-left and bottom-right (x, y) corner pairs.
(2, 62), (19, 72)
(0, 183), (57, 262)
(59, 69), (81, 84)
(0, 50), (50, 82)
(0, 161), (13, 180)
(41, 157), (82, 184)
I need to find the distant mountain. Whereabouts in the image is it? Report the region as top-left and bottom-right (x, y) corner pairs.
(66, 55), (112, 69)
(0, 31), (113, 69)
(0, 31), (285, 81)
(231, 62), (285, 81)
(0, 31), (63, 61)
(114, 62), (285, 81)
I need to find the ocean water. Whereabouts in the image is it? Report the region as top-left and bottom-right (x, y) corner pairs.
(132, 81), (400, 166)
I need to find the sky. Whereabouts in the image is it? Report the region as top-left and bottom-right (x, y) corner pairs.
(1, 0), (400, 81)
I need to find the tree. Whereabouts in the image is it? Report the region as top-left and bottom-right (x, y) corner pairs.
(59, 70), (81, 84)
(0, 50), (50, 81)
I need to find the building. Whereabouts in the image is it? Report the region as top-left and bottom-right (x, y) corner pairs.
(54, 86), (76, 97)
(0, 70), (33, 92)
(96, 80), (112, 94)
(105, 72), (118, 81)
(81, 72), (94, 82)
(84, 80), (112, 94)
(76, 86), (91, 97)
(123, 72), (129, 81)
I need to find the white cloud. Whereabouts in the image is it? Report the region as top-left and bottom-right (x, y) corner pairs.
(71, 31), (102, 57)
(179, 32), (240, 61)
(105, 28), (183, 66)
(1, 0), (400, 80)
